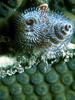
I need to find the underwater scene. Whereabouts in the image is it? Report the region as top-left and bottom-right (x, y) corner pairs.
(0, 0), (75, 100)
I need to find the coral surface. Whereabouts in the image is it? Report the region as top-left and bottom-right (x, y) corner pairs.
(0, 0), (75, 100)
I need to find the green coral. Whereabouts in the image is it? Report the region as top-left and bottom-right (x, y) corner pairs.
(9, 82), (22, 95)
(55, 62), (68, 74)
(16, 72), (29, 85)
(61, 72), (73, 86)
(51, 82), (65, 94)
(38, 61), (51, 74)
(46, 68), (59, 83)
(31, 72), (44, 85)
(23, 84), (33, 95)
(0, 56), (75, 100)
(0, 84), (9, 100)
(35, 83), (48, 95)
(2, 75), (16, 86)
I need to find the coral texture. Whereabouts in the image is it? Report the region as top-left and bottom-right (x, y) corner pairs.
(0, 0), (75, 100)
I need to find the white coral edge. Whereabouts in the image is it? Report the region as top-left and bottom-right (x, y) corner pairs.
(0, 56), (17, 68)
(0, 43), (75, 69)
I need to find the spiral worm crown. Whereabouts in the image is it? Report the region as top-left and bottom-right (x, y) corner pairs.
(15, 7), (74, 52)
